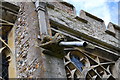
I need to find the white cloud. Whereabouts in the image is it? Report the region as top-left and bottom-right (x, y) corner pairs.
(66, 0), (119, 2)
(63, 0), (68, 2)
(65, 0), (118, 25)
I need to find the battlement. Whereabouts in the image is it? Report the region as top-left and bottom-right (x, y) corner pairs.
(80, 10), (104, 23)
(1, 1), (120, 79)
(46, 1), (120, 53)
(47, 1), (75, 14)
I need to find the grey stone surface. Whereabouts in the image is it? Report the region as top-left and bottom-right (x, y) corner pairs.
(43, 54), (66, 78)
(47, 5), (120, 53)
(15, 2), (67, 78)
(6, 1), (119, 79)
(15, 2), (41, 78)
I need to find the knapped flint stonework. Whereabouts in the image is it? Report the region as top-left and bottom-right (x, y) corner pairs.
(15, 2), (66, 78)
(1, 0), (120, 79)
(14, 1), (120, 79)
(15, 2), (45, 78)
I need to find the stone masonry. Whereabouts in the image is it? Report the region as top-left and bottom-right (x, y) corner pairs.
(0, 0), (120, 79)
(15, 2), (43, 78)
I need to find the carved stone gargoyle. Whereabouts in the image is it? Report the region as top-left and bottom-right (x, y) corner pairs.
(39, 33), (66, 58)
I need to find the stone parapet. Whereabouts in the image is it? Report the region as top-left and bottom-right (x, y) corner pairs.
(47, 2), (120, 55)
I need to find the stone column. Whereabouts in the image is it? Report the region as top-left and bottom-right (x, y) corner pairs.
(35, 1), (66, 78)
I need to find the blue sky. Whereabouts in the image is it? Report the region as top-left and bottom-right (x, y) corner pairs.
(63, 0), (119, 26)
(118, 1), (120, 25)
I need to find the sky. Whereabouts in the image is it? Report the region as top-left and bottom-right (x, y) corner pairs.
(63, 0), (119, 26)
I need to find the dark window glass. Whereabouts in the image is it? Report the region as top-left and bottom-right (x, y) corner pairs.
(71, 56), (84, 72)
(2, 53), (9, 80)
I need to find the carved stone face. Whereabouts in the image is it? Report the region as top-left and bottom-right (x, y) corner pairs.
(40, 33), (65, 58)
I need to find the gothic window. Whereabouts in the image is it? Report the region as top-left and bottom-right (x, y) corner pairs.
(2, 50), (9, 80)
(0, 19), (16, 79)
(64, 48), (116, 80)
(50, 23), (117, 80)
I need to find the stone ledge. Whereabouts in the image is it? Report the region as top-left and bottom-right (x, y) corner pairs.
(49, 18), (120, 54)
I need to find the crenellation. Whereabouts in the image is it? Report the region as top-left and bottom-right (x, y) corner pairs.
(47, 3), (120, 53)
(1, 1), (120, 79)
(15, 1), (120, 79)
(106, 22), (116, 37)
(110, 22), (120, 30)
(106, 22), (120, 41)
(47, 1), (75, 15)
(79, 10), (105, 28)
(80, 10), (104, 22)
(79, 10), (106, 37)
(60, 2), (76, 14)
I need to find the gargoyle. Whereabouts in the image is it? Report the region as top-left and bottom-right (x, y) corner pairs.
(39, 33), (66, 58)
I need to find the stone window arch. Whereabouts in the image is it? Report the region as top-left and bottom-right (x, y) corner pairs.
(0, 1), (19, 79)
(64, 48), (116, 79)
(0, 20), (17, 79)
(50, 22), (118, 80)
